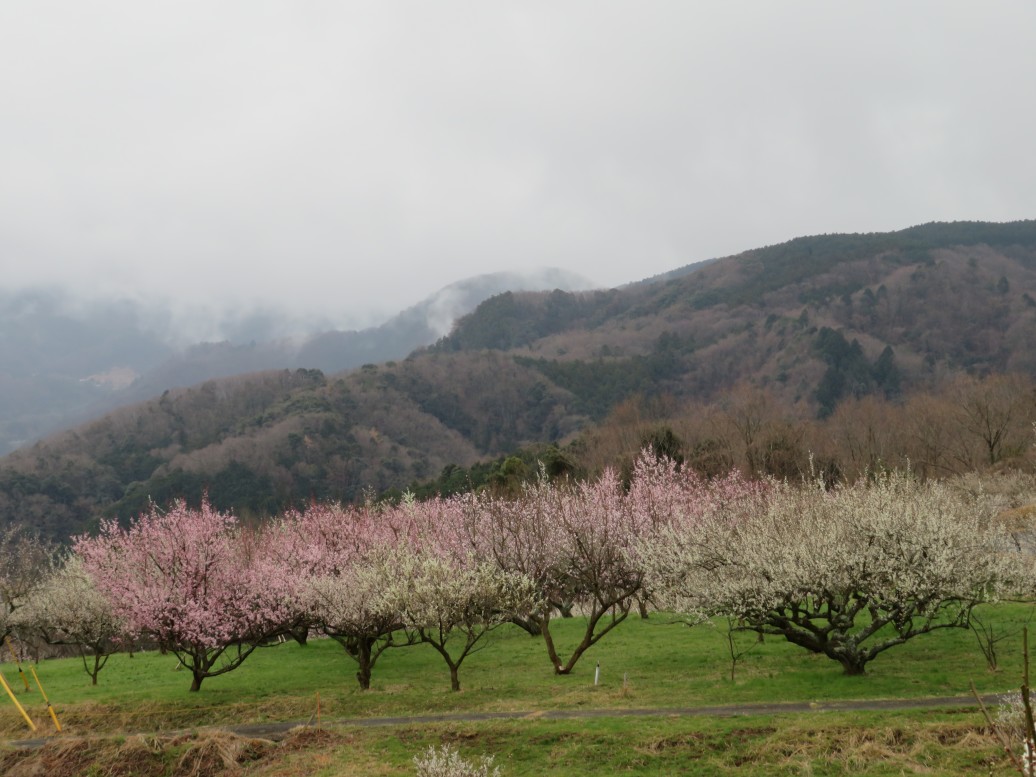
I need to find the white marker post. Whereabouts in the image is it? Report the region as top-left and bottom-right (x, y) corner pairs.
(594, 661), (600, 686)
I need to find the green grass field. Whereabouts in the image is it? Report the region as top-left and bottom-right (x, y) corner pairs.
(0, 604), (1032, 775)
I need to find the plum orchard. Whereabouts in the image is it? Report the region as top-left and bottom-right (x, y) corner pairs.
(38, 456), (1026, 691)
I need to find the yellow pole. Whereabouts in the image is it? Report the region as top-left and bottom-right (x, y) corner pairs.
(0, 671), (36, 732)
(4, 637), (30, 692)
(28, 666), (60, 732)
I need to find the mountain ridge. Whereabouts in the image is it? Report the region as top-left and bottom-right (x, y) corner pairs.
(3, 219), (1036, 539)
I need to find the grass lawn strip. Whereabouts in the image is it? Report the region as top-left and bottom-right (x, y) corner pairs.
(0, 606), (1029, 774)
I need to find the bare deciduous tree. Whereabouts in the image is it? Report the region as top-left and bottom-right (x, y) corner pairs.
(0, 523), (56, 638)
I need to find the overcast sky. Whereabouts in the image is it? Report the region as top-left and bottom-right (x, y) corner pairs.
(2, 2), (1035, 329)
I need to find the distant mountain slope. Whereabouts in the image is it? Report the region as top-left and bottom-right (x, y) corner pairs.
(0, 289), (175, 453)
(290, 268), (593, 373)
(3, 220), (1036, 539)
(0, 269), (591, 454)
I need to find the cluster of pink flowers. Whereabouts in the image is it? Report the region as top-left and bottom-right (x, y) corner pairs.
(71, 452), (762, 689)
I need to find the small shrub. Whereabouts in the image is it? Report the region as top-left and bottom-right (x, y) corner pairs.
(413, 744), (501, 777)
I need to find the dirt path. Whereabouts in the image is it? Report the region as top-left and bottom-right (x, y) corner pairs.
(226, 693), (1000, 740)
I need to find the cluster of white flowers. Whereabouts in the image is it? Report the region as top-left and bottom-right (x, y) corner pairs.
(303, 547), (403, 635)
(16, 556), (123, 643)
(413, 744), (500, 777)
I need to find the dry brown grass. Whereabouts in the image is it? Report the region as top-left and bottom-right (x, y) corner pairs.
(730, 721), (1002, 775)
(0, 717), (1012, 777)
(0, 730), (280, 777)
(173, 731), (272, 777)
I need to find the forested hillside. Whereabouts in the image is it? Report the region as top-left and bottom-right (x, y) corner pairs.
(0, 355), (579, 538)
(3, 220), (1036, 539)
(436, 220), (1036, 414)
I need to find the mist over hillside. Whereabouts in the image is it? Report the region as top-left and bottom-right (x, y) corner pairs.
(0, 269), (594, 454)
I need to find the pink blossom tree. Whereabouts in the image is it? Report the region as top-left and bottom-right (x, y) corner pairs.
(468, 457), (658, 676)
(466, 453), (763, 676)
(541, 470), (647, 674)
(76, 499), (293, 691)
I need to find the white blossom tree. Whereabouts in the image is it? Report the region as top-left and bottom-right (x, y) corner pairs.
(388, 548), (538, 692)
(642, 472), (1020, 674)
(302, 548), (410, 690)
(268, 501), (425, 690)
(15, 555), (125, 684)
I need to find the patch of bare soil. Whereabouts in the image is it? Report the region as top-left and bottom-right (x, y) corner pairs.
(277, 725), (346, 752)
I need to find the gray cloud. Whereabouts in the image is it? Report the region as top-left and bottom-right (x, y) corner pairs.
(2, 1), (1034, 327)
